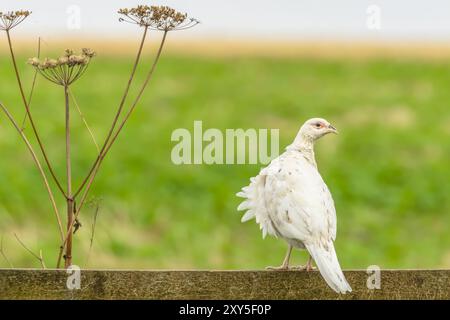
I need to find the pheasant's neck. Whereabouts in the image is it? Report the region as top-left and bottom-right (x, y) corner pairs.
(286, 134), (317, 167)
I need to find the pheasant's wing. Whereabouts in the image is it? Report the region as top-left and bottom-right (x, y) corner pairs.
(237, 151), (336, 243)
(264, 151), (337, 245)
(323, 179), (337, 240)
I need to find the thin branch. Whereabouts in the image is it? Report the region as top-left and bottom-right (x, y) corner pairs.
(85, 199), (101, 267)
(59, 31), (168, 260)
(39, 250), (46, 268)
(64, 85), (74, 268)
(0, 102), (65, 243)
(14, 233), (46, 269)
(69, 88), (99, 153)
(56, 245), (64, 269)
(5, 30), (67, 198)
(105, 31), (168, 155)
(20, 37), (41, 130)
(0, 235), (14, 268)
(74, 26), (149, 197)
(78, 31), (168, 214)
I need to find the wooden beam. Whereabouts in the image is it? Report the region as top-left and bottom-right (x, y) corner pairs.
(0, 269), (448, 299)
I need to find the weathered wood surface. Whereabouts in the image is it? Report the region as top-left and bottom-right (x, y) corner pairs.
(0, 269), (449, 300)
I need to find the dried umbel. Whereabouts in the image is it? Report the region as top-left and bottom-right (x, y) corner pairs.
(1, 4), (198, 269)
(28, 48), (96, 86)
(118, 5), (198, 31)
(0, 10), (31, 31)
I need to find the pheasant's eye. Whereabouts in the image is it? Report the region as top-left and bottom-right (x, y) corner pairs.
(314, 122), (323, 129)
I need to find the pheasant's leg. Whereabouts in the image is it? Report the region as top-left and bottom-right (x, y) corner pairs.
(266, 245), (292, 270)
(305, 255), (316, 271)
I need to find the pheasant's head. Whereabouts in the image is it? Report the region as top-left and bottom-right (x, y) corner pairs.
(300, 118), (338, 141)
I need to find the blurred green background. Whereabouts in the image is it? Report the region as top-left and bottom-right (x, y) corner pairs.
(0, 45), (450, 269)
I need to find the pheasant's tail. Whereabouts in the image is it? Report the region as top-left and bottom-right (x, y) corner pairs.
(306, 243), (352, 294)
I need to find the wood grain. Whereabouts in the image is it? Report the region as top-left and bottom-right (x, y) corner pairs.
(0, 269), (448, 300)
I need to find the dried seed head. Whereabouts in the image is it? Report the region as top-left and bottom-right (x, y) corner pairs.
(64, 49), (74, 57)
(118, 5), (198, 31)
(68, 55), (87, 66)
(43, 58), (58, 69)
(28, 48), (96, 86)
(82, 48), (96, 58)
(0, 10), (31, 31)
(27, 57), (40, 67)
(58, 56), (69, 65)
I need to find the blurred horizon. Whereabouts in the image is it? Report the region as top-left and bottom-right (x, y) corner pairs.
(2, 0), (450, 41)
(4, 38), (450, 62)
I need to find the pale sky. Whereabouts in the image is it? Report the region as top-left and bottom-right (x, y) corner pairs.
(2, 0), (450, 40)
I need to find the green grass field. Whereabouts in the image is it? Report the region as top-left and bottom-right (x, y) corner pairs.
(0, 50), (449, 269)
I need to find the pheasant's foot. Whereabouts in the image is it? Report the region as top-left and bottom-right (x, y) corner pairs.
(289, 265), (316, 271)
(306, 265), (317, 271)
(303, 255), (316, 271)
(290, 265), (307, 271)
(265, 265), (289, 271)
(266, 245), (293, 271)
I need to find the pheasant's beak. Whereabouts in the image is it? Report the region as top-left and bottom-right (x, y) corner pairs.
(328, 124), (338, 134)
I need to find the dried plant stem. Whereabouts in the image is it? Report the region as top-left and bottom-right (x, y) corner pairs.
(20, 37), (41, 130)
(56, 27), (150, 267)
(14, 233), (47, 269)
(0, 235), (14, 268)
(64, 86), (74, 268)
(70, 89), (99, 153)
(85, 201), (100, 267)
(0, 102), (65, 243)
(74, 26), (149, 198)
(59, 31), (168, 259)
(56, 246), (64, 269)
(105, 31), (168, 155)
(78, 31), (168, 217)
(5, 30), (66, 198)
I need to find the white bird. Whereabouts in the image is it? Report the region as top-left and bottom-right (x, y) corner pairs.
(237, 118), (352, 294)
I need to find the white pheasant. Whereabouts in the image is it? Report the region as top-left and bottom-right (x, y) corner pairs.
(237, 118), (352, 294)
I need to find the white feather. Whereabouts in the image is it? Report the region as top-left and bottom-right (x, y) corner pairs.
(237, 131), (351, 294)
(306, 243), (352, 294)
(241, 210), (254, 222)
(237, 200), (252, 211)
